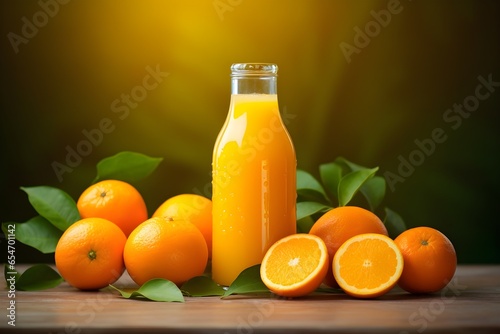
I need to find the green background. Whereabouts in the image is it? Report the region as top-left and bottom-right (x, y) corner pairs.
(1, 0), (499, 263)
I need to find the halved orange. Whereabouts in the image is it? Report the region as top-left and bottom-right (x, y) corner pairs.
(333, 233), (404, 298)
(260, 234), (328, 297)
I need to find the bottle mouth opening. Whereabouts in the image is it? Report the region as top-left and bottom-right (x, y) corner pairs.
(230, 63), (278, 77)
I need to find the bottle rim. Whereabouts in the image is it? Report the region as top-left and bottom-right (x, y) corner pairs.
(230, 63), (278, 77)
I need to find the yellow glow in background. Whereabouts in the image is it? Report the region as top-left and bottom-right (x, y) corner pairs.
(1, 0), (499, 262)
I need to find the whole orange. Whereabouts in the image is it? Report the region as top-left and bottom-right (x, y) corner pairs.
(55, 218), (126, 290)
(152, 194), (212, 258)
(77, 179), (148, 237)
(124, 217), (208, 286)
(394, 226), (457, 294)
(309, 206), (388, 287)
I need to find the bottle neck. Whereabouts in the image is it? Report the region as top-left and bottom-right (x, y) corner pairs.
(231, 76), (277, 95)
(230, 63), (278, 95)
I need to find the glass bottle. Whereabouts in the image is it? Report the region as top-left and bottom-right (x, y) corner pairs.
(212, 63), (296, 286)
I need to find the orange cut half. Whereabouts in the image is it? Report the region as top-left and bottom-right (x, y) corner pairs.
(333, 233), (404, 298)
(260, 234), (328, 297)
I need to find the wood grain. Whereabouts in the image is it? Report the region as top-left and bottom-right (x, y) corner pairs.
(1, 265), (499, 333)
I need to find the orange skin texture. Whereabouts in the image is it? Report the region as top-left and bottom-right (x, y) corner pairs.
(394, 226), (457, 293)
(55, 218), (126, 290)
(309, 206), (388, 288)
(77, 180), (148, 237)
(152, 194), (212, 258)
(124, 217), (208, 286)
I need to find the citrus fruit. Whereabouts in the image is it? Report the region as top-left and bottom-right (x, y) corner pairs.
(55, 218), (126, 290)
(260, 234), (328, 297)
(124, 217), (208, 286)
(333, 233), (404, 298)
(77, 179), (148, 237)
(152, 194), (212, 258)
(394, 226), (457, 294)
(309, 206), (388, 287)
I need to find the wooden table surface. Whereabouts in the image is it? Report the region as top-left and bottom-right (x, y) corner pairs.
(1, 264), (499, 333)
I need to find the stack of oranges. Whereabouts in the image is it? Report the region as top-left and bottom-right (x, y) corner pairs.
(261, 206), (457, 298)
(55, 181), (457, 299)
(55, 179), (211, 290)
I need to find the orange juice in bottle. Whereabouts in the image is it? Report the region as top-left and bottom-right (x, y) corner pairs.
(212, 63), (296, 286)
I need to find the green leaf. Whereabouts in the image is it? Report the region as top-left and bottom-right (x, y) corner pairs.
(319, 162), (342, 200)
(223, 265), (269, 298)
(384, 207), (407, 238)
(93, 151), (163, 184)
(21, 186), (80, 231)
(181, 276), (225, 297)
(297, 216), (316, 233)
(296, 170), (330, 203)
(359, 176), (386, 211)
(296, 202), (332, 221)
(15, 264), (64, 291)
(334, 156), (368, 172)
(332, 157), (385, 210)
(338, 167), (378, 207)
(110, 278), (184, 302)
(2, 217), (63, 254)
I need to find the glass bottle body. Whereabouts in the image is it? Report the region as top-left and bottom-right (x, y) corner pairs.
(212, 64), (296, 286)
